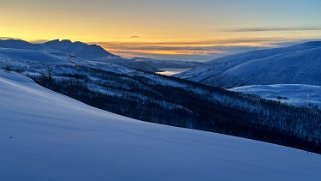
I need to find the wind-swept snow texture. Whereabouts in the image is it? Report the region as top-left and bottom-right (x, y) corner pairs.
(1, 70), (321, 181)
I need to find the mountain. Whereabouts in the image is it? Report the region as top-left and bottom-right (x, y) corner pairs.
(0, 47), (70, 65)
(176, 41), (321, 88)
(44, 39), (119, 60)
(1, 38), (321, 153)
(0, 39), (199, 72)
(3, 58), (321, 153)
(1, 69), (321, 181)
(0, 39), (44, 50)
(230, 84), (321, 109)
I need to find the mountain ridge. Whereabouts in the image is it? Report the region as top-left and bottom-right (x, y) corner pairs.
(176, 41), (321, 88)
(0, 39), (200, 72)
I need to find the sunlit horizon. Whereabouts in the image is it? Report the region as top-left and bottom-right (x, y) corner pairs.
(2, 0), (321, 61)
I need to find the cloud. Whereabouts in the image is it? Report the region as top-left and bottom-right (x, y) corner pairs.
(130, 36), (140, 39)
(0, 37), (18, 40)
(226, 26), (321, 32)
(92, 37), (321, 61)
(93, 38), (287, 61)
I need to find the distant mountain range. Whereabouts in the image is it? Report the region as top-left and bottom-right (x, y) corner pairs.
(0, 39), (201, 72)
(1, 38), (321, 154)
(176, 41), (321, 88)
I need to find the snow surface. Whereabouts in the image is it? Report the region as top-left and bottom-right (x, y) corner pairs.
(1, 70), (321, 181)
(177, 41), (321, 88)
(230, 84), (321, 109)
(0, 48), (69, 64)
(0, 39), (199, 73)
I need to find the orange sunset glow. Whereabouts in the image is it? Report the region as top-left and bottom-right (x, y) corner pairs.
(2, 0), (321, 61)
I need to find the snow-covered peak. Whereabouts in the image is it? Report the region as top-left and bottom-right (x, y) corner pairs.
(45, 39), (73, 46)
(0, 39), (198, 72)
(0, 39), (44, 51)
(44, 39), (118, 60)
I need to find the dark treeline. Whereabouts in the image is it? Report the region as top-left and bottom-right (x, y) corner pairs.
(31, 65), (321, 154)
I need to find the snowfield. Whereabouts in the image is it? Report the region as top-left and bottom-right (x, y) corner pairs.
(1, 70), (321, 180)
(231, 84), (321, 109)
(0, 48), (70, 64)
(177, 41), (321, 88)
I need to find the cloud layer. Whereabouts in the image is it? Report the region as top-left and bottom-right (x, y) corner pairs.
(94, 38), (298, 61)
(227, 26), (321, 32)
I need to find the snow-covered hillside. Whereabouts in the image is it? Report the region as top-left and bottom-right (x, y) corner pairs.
(230, 84), (321, 109)
(0, 48), (70, 64)
(44, 39), (118, 60)
(0, 39), (199, 72)
(176, 41), (321, 88)
(1, 70), (321, 180)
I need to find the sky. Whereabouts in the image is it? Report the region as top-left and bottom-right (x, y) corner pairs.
(1, 0), (321, 61)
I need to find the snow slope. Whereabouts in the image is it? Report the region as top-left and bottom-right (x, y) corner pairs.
(176, 41), (321, 88)
(0, 39), (199, 72)
(1, 70), (321, 180)
(230, 84), (321, 109)
(0, 39), (44, 51)
(0, 48), (69, 64)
